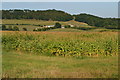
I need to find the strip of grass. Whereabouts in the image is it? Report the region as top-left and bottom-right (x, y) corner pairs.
(2, 50), (118, 78)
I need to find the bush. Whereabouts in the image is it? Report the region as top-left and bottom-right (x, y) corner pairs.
(13, 26), (19, 31)
(2, 25), (6, 30)
(23, 28), (27, 31)
(64, 25), (71, 28)
(54, 22), (61, 28)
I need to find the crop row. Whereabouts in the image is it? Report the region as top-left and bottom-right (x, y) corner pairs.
(2, 32), (118, 57)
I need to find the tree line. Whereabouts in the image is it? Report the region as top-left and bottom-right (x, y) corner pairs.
(74, 14), (119, 29)
(2, 25), (19, 31)
(2, 25), (27, 31)
(1, 22), (62, 31)
(2, 9), (73, 21)
(2, 9), (119, 29)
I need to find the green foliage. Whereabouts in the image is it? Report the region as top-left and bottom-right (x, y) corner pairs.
(13, 26), (19, 31)
(54, 22), (61, 28)
(23, 28), (27, 31)
(2, 25), (20, 31)
(72, 26), (96, 30)
(2, 25), (6, 30)
(74, 13), (119, 29)
(64, 25), (71, 28)
(2, 32), (118, 57)
(2, 9), (73, 21)
(2, 9), (119, 29)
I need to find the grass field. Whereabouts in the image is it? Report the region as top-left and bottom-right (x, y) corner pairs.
(2, 19), (88, 26)
(2, 50), (118, 78)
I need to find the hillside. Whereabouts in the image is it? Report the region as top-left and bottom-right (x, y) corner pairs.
(2, 19), (92, 31)
(2, 9), (73, 21)
(2, 9), (119, 29)
(74, 13), (118, 29)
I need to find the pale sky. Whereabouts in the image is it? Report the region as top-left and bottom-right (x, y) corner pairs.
(2, 2), (118, 18)
(2, 0), (120, 2)
(1, 0), (119, 18)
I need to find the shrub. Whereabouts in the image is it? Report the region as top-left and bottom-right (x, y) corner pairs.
(2, 25), (6, 30)
(23, 28), (27, 31)
(54, 22), (61, 28)
(13, 26), (19, 31)
(64, 25), (71, 28)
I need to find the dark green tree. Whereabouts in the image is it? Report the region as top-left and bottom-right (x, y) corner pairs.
(54, 22), (61, 28)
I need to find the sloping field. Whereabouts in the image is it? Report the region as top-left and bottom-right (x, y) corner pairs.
(2, 19), (92, 31)
(2, 19), (89, 26)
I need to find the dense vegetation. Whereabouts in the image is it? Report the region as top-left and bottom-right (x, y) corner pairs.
(2, 9), (119, 29)
(74, 14), (119, 29)
(2, 32), (118, 57)
(2, 9), (73, 21)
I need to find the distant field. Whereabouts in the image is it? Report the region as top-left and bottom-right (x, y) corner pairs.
(2, 19), (88, 26)
(2, 19), (118, 32)
(2, 19), (61, 25)
(2, 19), (92, 31)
